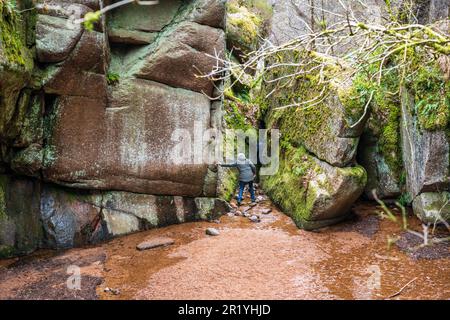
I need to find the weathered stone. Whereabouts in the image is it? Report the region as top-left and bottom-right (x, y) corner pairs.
(249, 215), (260, 223)
(400, 89), (449, 199)
(44, 79), (212, 196)
(136, 237), (175, 250)
(205, 227), (220, 236)
(11, 143), (43, 177)
(36, 14), (83, 63)
(44, 68), (108, 99)
(40, 185), (103, 249)
(203, 166), (219, 197)
(262, 148), (367, 230)
(412, 192), (450, 224)
(358, 133), (401, 200)
(102, 192), (159, 228)
(108, 27), (157, 45)
(226, 2), (264, 60)
(0, 8), (34, 141)
(11, 93), (44, 148)
(194, 197), (231, 220)
(42, 29), (108, 97)
(0, 175), (42, 257)
(36, 1), (94, 17)
(43, 95), (108, 185)
(175, 0), (227, 29)
(107, 0), (182, 34)
(131, 21), (225, 95)
(102, 209), (140, 237)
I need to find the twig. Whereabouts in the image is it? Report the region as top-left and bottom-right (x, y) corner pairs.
(385, 277), (418, 299)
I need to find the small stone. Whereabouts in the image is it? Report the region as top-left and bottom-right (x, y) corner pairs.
(249, 202), (257, 207)
(241, 206), (251, 213)
(136, 237), (175, 251)
(206, 228), (220, 236)
(261, 208), (272, 215)
(235, 211), (242, 216)
(249, 215), (260, 223)
(244, 213), (251, 218)
(212, 219), (221, 224)
(104, 287), (121, 295)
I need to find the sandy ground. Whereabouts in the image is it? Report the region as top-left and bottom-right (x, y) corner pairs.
(0, 192), (449, 300)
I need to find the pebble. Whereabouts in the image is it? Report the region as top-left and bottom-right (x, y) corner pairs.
(104, 287), (121, 295)
(249, 215), (261, 223)
(136, 237), (175, 251)
(206, 228), (220, 236)
(261, 208), (272, 215)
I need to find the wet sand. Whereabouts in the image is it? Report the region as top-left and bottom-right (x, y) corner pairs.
(0, 196), (449, 300)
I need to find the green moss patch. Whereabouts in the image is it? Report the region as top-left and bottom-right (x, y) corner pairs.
(0, 1), (32, 68)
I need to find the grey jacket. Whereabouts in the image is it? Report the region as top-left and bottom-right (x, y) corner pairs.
(220, 160), (256, 182)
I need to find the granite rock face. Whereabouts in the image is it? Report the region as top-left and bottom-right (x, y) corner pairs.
(400, 90), (450, 224)
(0, 0), (228, 256)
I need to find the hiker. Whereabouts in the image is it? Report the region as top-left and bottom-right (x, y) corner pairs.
(219, 153), (256, 206)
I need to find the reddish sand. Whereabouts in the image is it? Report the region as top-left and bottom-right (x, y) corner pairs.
(1, 195), (449, 300)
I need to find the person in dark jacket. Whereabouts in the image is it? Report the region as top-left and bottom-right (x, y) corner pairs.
(220, 153), (256, 206)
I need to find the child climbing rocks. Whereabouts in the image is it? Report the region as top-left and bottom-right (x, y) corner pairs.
(220, 153), (257, 206)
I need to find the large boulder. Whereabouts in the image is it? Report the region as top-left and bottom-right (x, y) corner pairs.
(36, 14), (83, 63)
(175, 0), (227, 29)
(262, 145), (367, 230)
(412, 192), (450, 224)
(40, 185), (104, 249)
(128, 21), (225, 96)
(101, 191), (231, 236)
(43, 79), (213, 197)
(400, 90), (449, 199)
(264, 53), (368, 167)
(107, 0), (182, 45)
(41, 28), (109, 98)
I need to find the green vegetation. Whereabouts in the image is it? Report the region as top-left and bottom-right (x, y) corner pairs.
(0, 0), (32, 68)
(226, 0), (272, 57)
(107, 71), (121, 85)
(83, 10), (101, 31)
(217, 168), (239, 202)
(261, 143), (320, 227)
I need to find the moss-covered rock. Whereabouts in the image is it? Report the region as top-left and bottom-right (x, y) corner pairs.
(0, 1), (34, 141)
(412, 192), (450, 224)
(263, 51), (367, 167)
(226, 0), (272, 61)
(261, 143), (366, 230)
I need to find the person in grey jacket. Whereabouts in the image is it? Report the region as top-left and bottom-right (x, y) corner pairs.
(220, 153), (256, 206)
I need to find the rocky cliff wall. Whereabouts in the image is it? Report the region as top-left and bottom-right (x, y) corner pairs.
(0, 0), (230, 258)
(260, 0), (449, 227)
